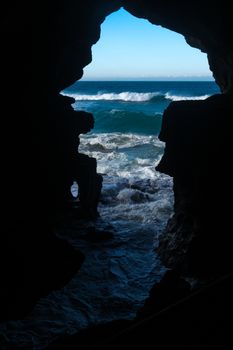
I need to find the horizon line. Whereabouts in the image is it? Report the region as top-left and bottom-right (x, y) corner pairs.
(79, 78), (215, 82)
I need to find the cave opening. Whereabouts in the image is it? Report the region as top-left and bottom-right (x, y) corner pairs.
(62, 8), (218, 229)
(1, 2), (231, 349)
(57, 7), (220, 328)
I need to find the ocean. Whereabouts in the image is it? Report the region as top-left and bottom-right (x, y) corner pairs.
(65, 81), (219, 226)
(1, 81), (220, 349)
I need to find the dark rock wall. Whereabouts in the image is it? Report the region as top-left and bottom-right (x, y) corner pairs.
(1, 0), (233, 318)
(156, 94), (233, 277)
(48, 0), (121, 93)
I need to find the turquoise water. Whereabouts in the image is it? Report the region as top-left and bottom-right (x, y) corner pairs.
(63, 81), (219, 134)
(62, 80), (219, 201)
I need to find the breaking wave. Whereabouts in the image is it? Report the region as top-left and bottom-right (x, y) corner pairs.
(62, 91), (210, 102)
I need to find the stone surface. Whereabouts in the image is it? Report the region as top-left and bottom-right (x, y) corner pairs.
(156, 94), (233, 277)
(1, 0), (233, 333)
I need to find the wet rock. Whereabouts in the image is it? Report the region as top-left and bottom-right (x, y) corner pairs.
(117, 188), (149, 203)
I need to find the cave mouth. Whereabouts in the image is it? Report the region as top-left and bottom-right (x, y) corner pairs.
(62, 8), (219, 230)
(1, 2), (230, 349)
(57, 10), (220, 328)
(56, 7), (221, 336)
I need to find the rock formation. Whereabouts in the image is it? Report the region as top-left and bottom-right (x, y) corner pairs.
(156, 93), (233, 277)
(1, 0), (232, 339)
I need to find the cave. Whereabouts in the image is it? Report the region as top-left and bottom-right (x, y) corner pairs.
(1, 0), (232, 349)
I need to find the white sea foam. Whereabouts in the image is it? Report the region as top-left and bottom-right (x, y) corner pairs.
(165, 93), (210, 101)
(62, 91), (160, 102)
(79, 132), (164, 151)
(79, 133), (165, 178)
(100, 174), (173, 224)
(62, 90), (210, 102)
(79, 132), (172, 220)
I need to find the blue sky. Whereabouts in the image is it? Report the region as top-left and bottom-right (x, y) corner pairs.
(81, 8), (213, 81)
